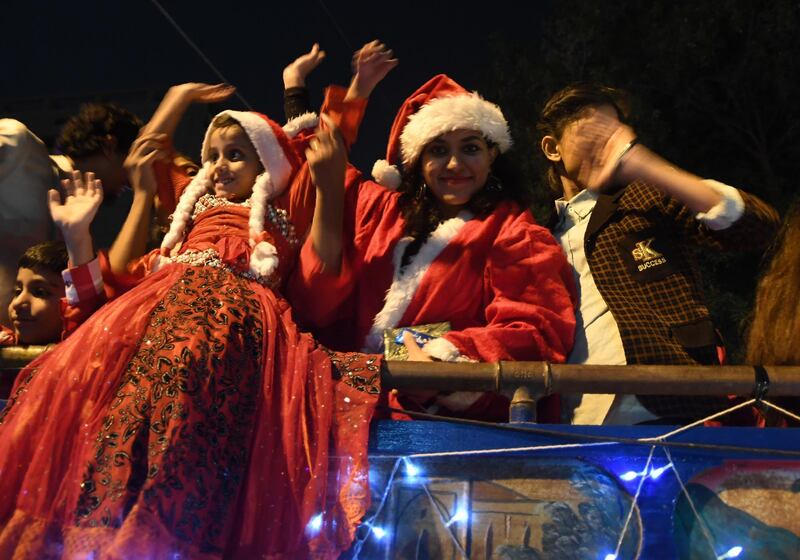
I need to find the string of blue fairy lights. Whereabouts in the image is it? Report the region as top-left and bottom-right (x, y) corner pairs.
(143, 5), (797, 557)
(308, 397), (800, 559)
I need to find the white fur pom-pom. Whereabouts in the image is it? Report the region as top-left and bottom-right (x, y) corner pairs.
(283, 112), (319, 138)
(371, 159), (402, 190)
(249, 241), (279, 278)
(150, 253), (169, 274)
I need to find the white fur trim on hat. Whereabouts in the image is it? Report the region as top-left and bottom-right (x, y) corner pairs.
(150, 253), (169, 274)
(247, 169), (281, 279)
(248, 171), (273, 239)
(283, 112), (319, 138)
(203, 110), (293, 197)
(400, 93), (512, 166)
(160, 162), (213, 253)
(371, 159), (402, 190)
(249, 240), (279, 277)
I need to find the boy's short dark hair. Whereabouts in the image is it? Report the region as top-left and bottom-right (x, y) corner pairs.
(18, 242), (69, 277)
(537, 83), (629, 139)
(57, 102), (143, 159)
(537, 83), (630, 194)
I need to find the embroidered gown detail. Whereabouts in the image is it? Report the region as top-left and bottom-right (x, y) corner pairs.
(0, 190), (378, 558)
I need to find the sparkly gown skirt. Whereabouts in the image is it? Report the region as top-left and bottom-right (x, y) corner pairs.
(0, 263), (376, 559)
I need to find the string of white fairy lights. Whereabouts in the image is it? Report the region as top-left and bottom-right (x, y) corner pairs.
(340, 397), (800, 560)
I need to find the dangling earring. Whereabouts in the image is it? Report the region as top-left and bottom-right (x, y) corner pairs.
(486, 173), (503, 193)
(416, 182), (428, 202)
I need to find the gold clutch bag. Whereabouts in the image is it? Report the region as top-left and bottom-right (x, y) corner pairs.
(383, 322), (451, 360)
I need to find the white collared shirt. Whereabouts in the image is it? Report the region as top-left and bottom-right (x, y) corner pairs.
(552, 183), (745, 425)
(553, 190), (647, 425)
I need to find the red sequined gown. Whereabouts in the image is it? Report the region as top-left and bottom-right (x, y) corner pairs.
(0, 190), (380, 559)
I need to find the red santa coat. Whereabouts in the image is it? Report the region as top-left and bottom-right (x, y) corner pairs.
(288, 167), (576, 419)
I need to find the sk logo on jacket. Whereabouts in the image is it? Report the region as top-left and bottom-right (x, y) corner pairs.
(632, 238), (667, 272)
(619, 232), (675, 282)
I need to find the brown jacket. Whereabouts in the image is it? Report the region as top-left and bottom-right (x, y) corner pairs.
(580, 181), (780, 417)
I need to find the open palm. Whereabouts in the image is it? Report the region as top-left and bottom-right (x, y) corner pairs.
(173, 82), (236, 104)
(352, 40), (398, 95)
(283, 43), (326, 87)
(48, 170), (103, 234)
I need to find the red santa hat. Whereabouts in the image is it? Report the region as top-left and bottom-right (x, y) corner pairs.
(371, 74), (512, 190)
(159, 110), (308, 279)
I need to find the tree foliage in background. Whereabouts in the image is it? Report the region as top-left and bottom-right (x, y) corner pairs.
(479, 0), (800, 361)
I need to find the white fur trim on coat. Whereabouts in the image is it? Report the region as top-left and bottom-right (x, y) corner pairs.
(400, 94), (512, 165)
(695, 179), (745, 231)
(371, 159), (402, 190)
(422, 337), (464, 362)
(283, 112), (319, 138)
(363, 211), (473, 352)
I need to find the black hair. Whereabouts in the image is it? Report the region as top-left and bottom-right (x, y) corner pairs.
(57, 102), (143, 159)
(18, 241), (69, 277)
(536, 82), (629, 194)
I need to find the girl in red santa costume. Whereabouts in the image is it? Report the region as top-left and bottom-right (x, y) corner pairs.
(0, 60), (379, 558)
(289, 42), (577, 421)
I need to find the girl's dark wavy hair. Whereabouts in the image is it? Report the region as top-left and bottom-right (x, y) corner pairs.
(395, 143), (530, 268)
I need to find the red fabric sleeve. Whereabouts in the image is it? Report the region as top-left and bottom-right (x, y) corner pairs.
(153, 158), (194, 215)
(95, 249), (160, 301)
(62, 257), (103, 304)
(291, 235), (358, 329)
(278, 85), (371, 244)
(444, 221), (577, 363)
(279, 164), (317, 242)
(320, 85), (368, 150)
(60, 257), (107, 338)
(288, 170), (394, 331)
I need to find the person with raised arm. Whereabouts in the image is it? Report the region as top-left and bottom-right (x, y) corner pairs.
(536, 83), (781, 424)
(0, 53), (378, 556)
(288, 42), (576, 422)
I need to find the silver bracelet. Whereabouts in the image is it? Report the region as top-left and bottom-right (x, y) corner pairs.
(616, 137), (639, 166)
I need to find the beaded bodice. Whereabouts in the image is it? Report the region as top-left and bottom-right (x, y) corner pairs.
(189, 194), (299, 246)
(166, 194), (301, 286)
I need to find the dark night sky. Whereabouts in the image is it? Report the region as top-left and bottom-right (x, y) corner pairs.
(4, 1), (548, 167)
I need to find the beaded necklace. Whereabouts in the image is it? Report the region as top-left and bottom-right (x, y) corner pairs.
(189, 193), (298, 246)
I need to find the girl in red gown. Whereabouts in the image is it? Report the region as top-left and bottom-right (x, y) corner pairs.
(0, 79), (378, 559)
